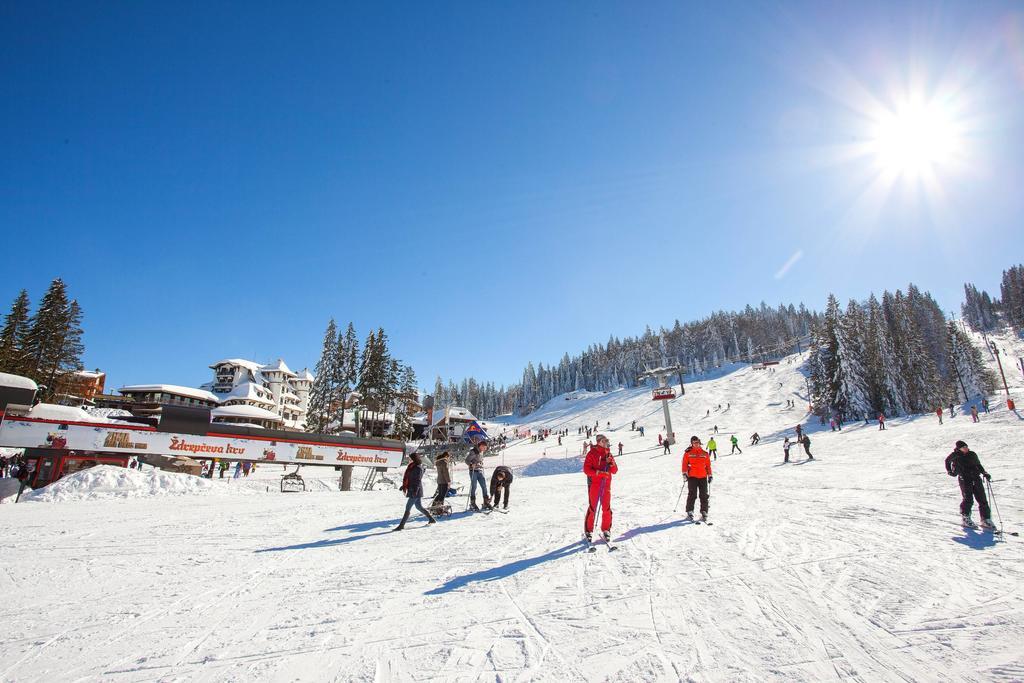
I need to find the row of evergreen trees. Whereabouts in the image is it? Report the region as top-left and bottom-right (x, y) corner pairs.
(808, 285), (995, 419)
(304, 320), (418, 439)
(961, 263), (1024, 333)
(436, 303), (819, 418)
(0, 279), (85, 401)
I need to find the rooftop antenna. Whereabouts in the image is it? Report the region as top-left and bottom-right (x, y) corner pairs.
(638, 357), (682, 445)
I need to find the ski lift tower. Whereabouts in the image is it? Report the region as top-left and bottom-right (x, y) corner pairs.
(639, 360), (682, 445)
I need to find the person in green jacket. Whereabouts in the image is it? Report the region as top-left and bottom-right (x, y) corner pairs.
(707, 437), (718, 460)
(730, 434), (742, 454)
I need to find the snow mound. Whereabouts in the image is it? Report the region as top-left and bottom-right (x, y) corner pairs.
(23, 465), (218, 503)
(521, 456), (584, 477)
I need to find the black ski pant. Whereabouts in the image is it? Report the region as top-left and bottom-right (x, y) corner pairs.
(730, 444), (742, 454)
(802, 443), (812, 457)
(431, 482), (450, 507)
(959, 476), (991, 519)
(685, 477), (709, 516)
(490, 482), (511, 508)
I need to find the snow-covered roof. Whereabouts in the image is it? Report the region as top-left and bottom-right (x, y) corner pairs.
(119, 385), (220, 403)
(430, 406), (478, 426)
(211, 405), (283, 421)
(73, 370), (105, 379)
(0, 372), (38, 392)
(218, 382), (275, 405)
(210, 359), (263, 373)
(260, 358), (296, 377)
(295, 368), (315, 382)
(29, 403), (105, 422)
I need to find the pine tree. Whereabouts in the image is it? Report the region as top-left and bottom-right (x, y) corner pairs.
(23, 279), (85, 399)
(328, 322), (360, 433)
(946, 322), (996, 401)
(832, 300), (873, 419)
(0, 289), (32, 375)
(305, 319), (338, 433)
(865, 294), (907, 416)
(1001, 265), (1024, 332)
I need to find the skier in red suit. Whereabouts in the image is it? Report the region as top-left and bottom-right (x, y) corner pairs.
(583, 434), (618, 542)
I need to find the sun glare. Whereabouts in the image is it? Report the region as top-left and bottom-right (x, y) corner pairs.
(869, 99), (961, 177)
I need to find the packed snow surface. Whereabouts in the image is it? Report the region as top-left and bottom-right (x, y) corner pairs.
(1, 352), (1023, 681)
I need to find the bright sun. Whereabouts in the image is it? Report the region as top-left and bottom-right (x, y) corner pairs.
(868, 99), (961, 177)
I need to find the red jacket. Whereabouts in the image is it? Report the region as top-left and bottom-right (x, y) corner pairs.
(583, 445), (617, 479)
(682, 446), (712, 479)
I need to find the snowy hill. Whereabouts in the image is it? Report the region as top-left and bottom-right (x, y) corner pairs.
(1, 352), (1023, 681)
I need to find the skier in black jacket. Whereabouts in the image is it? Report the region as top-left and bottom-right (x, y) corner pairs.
(490, 465), (514, 510)
(944, 440), (994, 529)
(395, 452), (437, 531)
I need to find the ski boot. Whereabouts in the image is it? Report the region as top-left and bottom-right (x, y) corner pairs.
(469, 499), (481, 512)
(686, 512), (694, 521)
(601, 530), (612, 543)
(961, 514), (978, 529)
(700, 513), (709, 523)
(981, 518), (996, 530)
(584, 531), (593, 543)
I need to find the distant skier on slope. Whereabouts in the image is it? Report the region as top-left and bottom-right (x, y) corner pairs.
(395, 452), (437, 531)
(682, 436), (712, 522)
(945, 440), (995, 529)
(750, 432), (760, 446)
(582, 434), (618, 543)
(707, 436), (718, 460)
(730, 434), (742, 454)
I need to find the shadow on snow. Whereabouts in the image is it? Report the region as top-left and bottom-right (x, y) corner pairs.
(424, 541), (586, 595)
(952, 530), (999, 550)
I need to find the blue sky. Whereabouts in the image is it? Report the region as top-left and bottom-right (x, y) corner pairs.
(2, 1), (1023, 391)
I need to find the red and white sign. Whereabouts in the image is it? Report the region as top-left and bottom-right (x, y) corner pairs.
(0, 414), (404, 469)
(652, 387), (676, 401)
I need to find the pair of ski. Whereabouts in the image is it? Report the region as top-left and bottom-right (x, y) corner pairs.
(584, 534), (618, 553)
(962, 521), (1017, 536)
(686, 516), (713, 526)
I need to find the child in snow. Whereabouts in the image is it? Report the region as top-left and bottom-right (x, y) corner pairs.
(783, 437), (792, 463)
(944, 440), (994, 529)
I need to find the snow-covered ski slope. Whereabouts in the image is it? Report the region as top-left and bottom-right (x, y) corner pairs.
(2, 353), (1024, 682)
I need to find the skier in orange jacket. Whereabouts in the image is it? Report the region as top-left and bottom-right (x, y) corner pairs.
(682, 435), (713, 522)
(583, 434), (618, 542)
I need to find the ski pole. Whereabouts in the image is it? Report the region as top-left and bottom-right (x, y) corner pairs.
(673, 483), (685, 512)
(987, 478), (1006, 534)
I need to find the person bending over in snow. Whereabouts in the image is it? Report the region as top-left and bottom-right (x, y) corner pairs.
(682, 436), (712, 522)
(730, 434), (742, 454)
(396, 452), (436, 531)
(945, 440), (995, 529)
(490, 465), (513, 510)
(582, 434), (618, 543)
